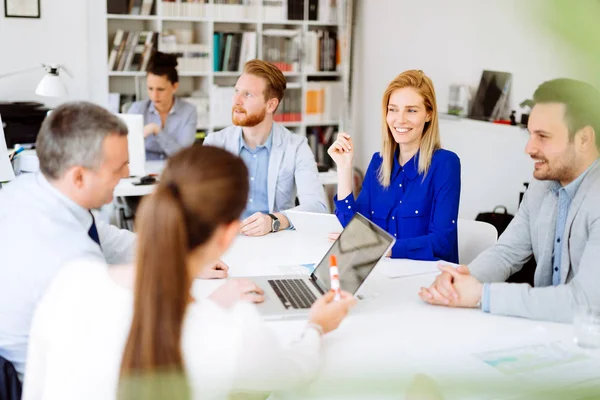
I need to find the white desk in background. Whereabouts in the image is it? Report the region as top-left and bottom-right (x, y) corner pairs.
(192, 230), (600, 400)
(113, 162), (339, 197)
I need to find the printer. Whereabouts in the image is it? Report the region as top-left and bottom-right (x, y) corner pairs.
(0, 102), (50, 148)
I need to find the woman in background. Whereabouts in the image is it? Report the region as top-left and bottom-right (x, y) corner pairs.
(128, 51), (197, 160)
(329, 70), (461, 263)
(23, 145), (355, 400)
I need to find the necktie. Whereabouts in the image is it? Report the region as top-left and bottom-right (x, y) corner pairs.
(88, 211), (101, 248)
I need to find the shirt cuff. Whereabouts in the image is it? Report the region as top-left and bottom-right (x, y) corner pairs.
(334, 193), (356, 212)
(481, 283), (491, 313)
(280, 211), (294, 230)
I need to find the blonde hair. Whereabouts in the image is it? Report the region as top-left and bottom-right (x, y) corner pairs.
(378, 70), (441, 187)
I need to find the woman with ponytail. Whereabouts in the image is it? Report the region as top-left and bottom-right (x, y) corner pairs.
(23, 145), (356, 400)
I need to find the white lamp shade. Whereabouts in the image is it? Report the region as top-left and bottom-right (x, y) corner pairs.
(35, 74), (67, 97)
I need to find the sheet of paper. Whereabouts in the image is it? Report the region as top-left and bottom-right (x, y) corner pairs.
(474, 342), (600, 389)
(376, 258), (456, 278)
(0, 115), (16, 182)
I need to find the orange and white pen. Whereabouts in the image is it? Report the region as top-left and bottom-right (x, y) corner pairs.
(329, 255), (341, 301)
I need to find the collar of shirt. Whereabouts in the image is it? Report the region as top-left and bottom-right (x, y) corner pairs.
(36, 173), (95, 231)
(238, 127), (274, 154)
(391, 148), (420, 181)
(148, 96), (180, 116)
(550, 158), (599, 198)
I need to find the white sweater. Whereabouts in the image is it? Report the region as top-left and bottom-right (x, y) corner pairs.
(23, 260), (322, 400)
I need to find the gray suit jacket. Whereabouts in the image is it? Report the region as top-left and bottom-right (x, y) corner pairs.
(469, 160), (600, 322)
(203, 123), (327, 214)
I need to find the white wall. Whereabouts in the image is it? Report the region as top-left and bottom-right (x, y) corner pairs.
(0, 0), (91, 108)
(350, 0), (586, 170)
(350, 0), (587, 218)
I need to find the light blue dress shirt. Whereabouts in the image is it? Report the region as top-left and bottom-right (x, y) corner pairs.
(482, 160), (598, 312)
(0, 173), (135, 375)
(239, 130), (272, 220)
(128, 97), (198, 160)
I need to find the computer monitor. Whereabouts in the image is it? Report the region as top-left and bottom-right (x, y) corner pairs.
(116, 114), (145, 177)
(0, 114), (16, 182)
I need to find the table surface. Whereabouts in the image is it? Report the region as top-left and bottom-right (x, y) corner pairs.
(114, 162), (338, 197)
(191, 227), (600, 400)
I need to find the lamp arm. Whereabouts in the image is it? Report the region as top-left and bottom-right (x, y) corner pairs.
(58, 64), (73, 78)
(0, 65), (44, 80)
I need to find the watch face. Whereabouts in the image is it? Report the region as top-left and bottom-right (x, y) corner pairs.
(273, 219), (281, 232)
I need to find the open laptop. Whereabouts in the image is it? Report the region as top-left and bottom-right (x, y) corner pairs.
(286, 210), (343, 235)
(116, 114), (146, 177)
(248, 213), (395, 320)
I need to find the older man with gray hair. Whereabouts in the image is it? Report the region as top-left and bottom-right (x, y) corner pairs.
(0, 102), (136, 376)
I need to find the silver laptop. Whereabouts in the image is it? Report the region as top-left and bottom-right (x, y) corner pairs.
(248, 213), (395, 320)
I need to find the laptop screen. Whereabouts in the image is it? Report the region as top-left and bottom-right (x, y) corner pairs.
(311, 213), (395, 295)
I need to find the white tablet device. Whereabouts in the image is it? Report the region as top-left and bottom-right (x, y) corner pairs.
(286, 210), (343, 235)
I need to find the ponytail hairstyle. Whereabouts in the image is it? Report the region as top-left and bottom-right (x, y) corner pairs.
(147, 51), (179, 84)
(118, 145), (249, 400)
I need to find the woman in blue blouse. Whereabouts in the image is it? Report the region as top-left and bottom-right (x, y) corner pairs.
(128, 52), (197, 160)
(329, 70), (461, 262)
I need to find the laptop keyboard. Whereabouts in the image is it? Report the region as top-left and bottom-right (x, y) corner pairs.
(268, 279), (317, 309)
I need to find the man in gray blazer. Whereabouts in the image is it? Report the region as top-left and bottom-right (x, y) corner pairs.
(204, 60), (327, 236)
(419, 78), (600, 322)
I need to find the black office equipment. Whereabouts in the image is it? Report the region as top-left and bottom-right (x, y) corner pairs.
(0, 102), (49, 148)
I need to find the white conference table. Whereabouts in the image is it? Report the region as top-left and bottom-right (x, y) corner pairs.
(192, 229), (600, 400)
(114, 162), (338, 197)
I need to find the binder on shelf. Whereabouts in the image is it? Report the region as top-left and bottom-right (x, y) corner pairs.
(308, 0), (318, 20)
(107, 0), (129, 14)
(108, 29), (125, 71)
(140, 0), (155, 15)
(286, 0), (304, 20)
(129, 0), (144, 15)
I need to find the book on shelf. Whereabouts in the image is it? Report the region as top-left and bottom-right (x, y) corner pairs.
(211, 85), (236, 127)
(180, 95), (210, 127)
(263, 0), (286, 20)
(273, 89), (301, 123)
(304, 28), (338, 72)
(318, 0), (337, 23)
(307, 125), (336, 169)
(159, 33), (211, 73)
(213, 0), (257, 20)
(305, 81), (343, 123)
(286, 0), (303, 20)
(107, 0), (129, 14)
(108, 30), (157, 72)
(161, 0), (209, 18)
(140, 0), (155, 15)
(262, 29), (301, 72)
(213, 31), (256, 72)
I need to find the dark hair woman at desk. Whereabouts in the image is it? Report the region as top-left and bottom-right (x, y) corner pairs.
(328, 70), (461, 263)
(23, 146), (356, 400)
(128, 52), (198, 160)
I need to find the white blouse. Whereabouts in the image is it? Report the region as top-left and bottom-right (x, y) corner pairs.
(23, 260), (322, 400)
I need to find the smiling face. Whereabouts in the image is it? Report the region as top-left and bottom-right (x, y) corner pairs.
(526, 102), (579, 184)
(385, 87), (431, 150)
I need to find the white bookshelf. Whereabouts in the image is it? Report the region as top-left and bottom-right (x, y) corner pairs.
(101, 0), (352, 141)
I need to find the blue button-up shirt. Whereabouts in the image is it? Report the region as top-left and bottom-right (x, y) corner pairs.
(335, 149), (461, 262)
(239, 130), (272, 220)
(128, 97), (198, 160)
(550, 160), (597, 285)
